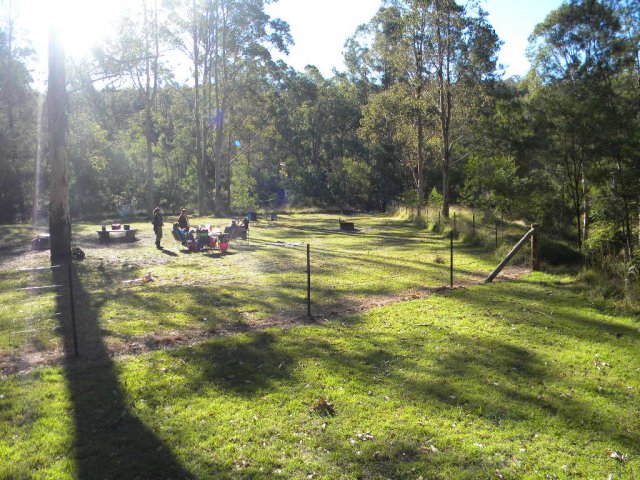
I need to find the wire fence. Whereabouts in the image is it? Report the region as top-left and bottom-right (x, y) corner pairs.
(0, 213), (536, 374)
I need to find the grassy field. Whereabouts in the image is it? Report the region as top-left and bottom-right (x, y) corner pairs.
(0, 212), (507, 365)
(2, 213), (637, 479)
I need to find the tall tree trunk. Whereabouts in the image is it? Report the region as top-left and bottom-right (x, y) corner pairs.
(48, 28), (71, 260)
(213, 113), (224, 215)
(226, 137), (232, 212)
(193, 0), (206, 215)
(143, 0), (156, 212)
(624, 205), (633, 260)
(144, 104), (154, 211)
(416, 115), (425, 217)
(436, 4), (452, 218)
(574, 174), (582, 251)
(212, 1), (223, 216)
(582, 173), (589, 242)
(6, 0), (15, 130)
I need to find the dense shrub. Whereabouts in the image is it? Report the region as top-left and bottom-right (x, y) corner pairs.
(540, 239), (583, 265)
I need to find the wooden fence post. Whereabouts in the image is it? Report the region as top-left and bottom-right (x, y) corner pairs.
(531, 224), (541, 271)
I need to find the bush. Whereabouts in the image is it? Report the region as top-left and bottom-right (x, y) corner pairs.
(495, 241), (531, 267)
(540, 239), (583, 266)
(462, 229), (485, 248)
(578, 269), (625, 301)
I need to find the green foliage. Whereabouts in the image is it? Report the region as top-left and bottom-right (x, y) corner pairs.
(327, 156), (371, 208)
(0, 26), (37, 223)
(427, 187), (443, 210)
(401, 189), (418, 207)
(461, 154), (520, 212)
(540, 238), (584, 266)
(231, 159), (259, 212)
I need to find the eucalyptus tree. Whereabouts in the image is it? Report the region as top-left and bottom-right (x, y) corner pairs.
(94, 0), (165, 213)
(354, 0), (500, 217)
(528, 0), (633, 251)
(167, 0), (291, 214)
(48, 27), (70, 259)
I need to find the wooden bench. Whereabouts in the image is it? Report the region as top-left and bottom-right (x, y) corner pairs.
(97, 229), (138, 242)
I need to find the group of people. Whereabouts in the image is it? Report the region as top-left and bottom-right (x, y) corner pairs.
(152, 207), (249, 250)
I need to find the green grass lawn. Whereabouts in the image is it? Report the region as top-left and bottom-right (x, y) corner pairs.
(1, 272), (638, 478)
(2, 213), (636, 479)
(0, 212), (507, 361)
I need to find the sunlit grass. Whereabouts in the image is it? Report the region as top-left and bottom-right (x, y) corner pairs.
(1, 272), (638, 478)
(0, 213), (510, 357)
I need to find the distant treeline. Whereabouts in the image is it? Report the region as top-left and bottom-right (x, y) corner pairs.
(0, 0), (638, 260)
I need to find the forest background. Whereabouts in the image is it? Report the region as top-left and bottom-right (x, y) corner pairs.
(1, 0), (639, 270)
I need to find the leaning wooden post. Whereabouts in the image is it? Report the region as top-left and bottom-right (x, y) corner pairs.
(531, 224), (540, 271)
(485, 227), (535, 283)
(306, 244), (311, 318)
(450, 230), (454, 289)
(472, 213), (475, 232)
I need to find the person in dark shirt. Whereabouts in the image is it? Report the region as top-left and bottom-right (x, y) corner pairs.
(152, 207), (164, 249)
(178, 209), (189, 230)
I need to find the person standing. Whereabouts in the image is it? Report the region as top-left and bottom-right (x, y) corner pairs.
(152, 207), (164, 249)
(178, 208), (189, 230)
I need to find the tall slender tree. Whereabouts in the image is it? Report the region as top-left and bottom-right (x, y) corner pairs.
(48, 27), (71, 260)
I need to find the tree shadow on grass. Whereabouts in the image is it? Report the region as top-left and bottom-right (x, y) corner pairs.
(166, 331), (294, 396)
(53, 260), (195, 479)
(457, 279), (640, 346)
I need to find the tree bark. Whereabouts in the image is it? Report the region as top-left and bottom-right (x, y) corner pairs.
(416, 114), (425, 217)
(212, 1), (223, 216)
(193, 0), (206, 215)
(143, 0), (157, 212)
(582, 173), (589, 242)
(48, 28), (71, 260)
(435, 3), (452, 218)
(6, 0), (15, 130)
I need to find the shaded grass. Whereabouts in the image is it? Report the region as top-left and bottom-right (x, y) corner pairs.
(1, 272), (639, 478)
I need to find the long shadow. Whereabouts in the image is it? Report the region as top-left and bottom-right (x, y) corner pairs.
(456, 279), (640, 346)
(53, 260), (194, 479)
(287, 325), (640, 452)
(166, 331), (294, 396)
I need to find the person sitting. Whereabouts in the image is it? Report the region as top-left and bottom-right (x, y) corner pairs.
(178, 209), (189, 230)
(241, 217), (250, 231)
(172, 223), (185, 240)
(224, 220), (238, 235)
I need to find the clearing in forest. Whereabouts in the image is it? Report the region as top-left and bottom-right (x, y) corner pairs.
(0, 212), (512, 370)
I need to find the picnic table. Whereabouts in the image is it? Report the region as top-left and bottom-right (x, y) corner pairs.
(97, 229), (138, 242)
